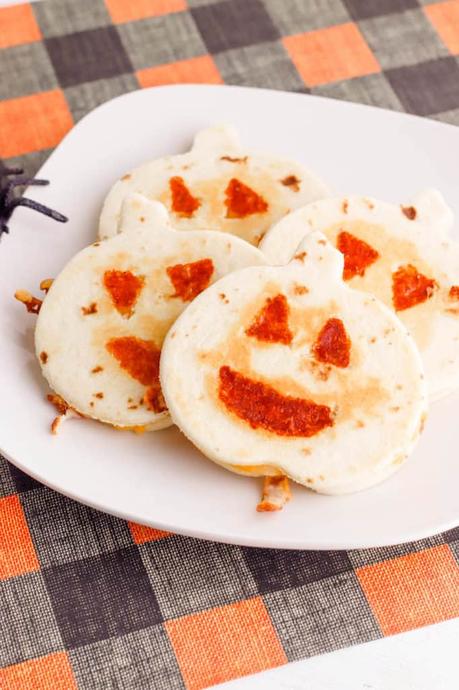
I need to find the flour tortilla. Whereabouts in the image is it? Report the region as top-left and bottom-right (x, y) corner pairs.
(260, 190), (459, 400)
(99, 125), (330, 245)
(161, 232), (427, 494)
(36, 195), (266, 431)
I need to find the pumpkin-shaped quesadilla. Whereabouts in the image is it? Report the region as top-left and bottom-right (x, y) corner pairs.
(36, 194), (265, 431)
(260, 190), (459, 400)
(161, 232), (427, 495)
(99, 125), (330, 245)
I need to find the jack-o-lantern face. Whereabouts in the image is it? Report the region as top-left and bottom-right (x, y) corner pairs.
(98, 125), (330, 246)
(161, 232), (427, 495)
(35, 194), (266, 431)
(260, 191), (459, 402)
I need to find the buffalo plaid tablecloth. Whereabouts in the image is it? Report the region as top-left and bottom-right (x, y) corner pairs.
(1, 1), (459, 688)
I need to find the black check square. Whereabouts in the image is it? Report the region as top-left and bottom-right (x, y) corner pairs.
(192, 0), (280, 54)
(265, 572), (381, 660)
(242, 547), (352, 594)
(141, 535), (257, 618)
(8, 462), (43, 493)
(45, 26), (133, 88)
(0, 455), (15, 498)
(444, 527), (459, 544)
(69, 626), (183, 690)
(22, 488), (132, 567)
(0, 572), (63, 667)
(43, 547), (162, 648)
(385, 57), (459, 116)
(344, 0), (418, 21)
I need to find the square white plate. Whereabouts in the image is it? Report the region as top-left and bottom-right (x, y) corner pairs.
(1, 85), (458, 549)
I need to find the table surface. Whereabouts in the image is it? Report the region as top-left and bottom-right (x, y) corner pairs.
(1, 1), (458, 689)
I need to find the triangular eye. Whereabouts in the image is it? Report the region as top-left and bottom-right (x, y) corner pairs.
(392, 264), (437, 311)
(337, 231), (379, 280)
(103, 270), (145, 317)
(169, 176), (201, 217)
(225, 178), (268, 218)
(246, 294), (293, 344)
(313, 318), (351, 368)
(167, 258), (214, 302)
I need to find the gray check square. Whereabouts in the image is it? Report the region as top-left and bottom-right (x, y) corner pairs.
(22, 489), (132, 567)
(344, 0), (417, 20)
(45, 26), (133, 88)
(43, 547), (162, 648)
(117, 13), (206, 71)
(0, 572), (63, 667)
(5, 149), (53, 182)
(348, 534), (445, 569)
(386, 57), (459, 116)
(141, 536), (258, 619)
(192, 0), (280, 54)
(262, 0), (350, 35)
(65, 74), (139, 123)
(432, 108), (459, 126)
(312, 73), (403, 111)
(33, 0), (112, 39)
(242, 547), (352, 594)
(359, 9), (448, 70)
(215, 41), (305, 91)
(265, 572), (381, 660)
(449, 541), (459, 566)
(70, 625), (184, 690)
(0, 455), (15, 498)
(0, 43), (58, 101)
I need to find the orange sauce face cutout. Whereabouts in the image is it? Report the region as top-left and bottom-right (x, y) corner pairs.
(336, 231), (379, 281)
(219, 366), (333, 437)
(313, 318), (351, 368)
(167, 258), (214, 302)
(169, 176), (201, 217)
(106, 336), (160, 386)
(224, 178), (268, 218)
(104, 270), (145, 317)
(246, 294), (293, 345)
(449, 286), (459, 301)
(392, 264), (437, 311)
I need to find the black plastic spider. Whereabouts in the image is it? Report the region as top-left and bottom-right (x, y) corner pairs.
(0, 159), (68, 239)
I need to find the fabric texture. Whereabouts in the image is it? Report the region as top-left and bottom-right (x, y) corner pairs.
(1, 1), (459, 688)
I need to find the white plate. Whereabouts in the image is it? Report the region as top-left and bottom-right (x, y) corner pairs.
(1, 85), (459, 550)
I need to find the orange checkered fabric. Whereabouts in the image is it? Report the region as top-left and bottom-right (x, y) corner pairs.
(1, 1), (459, 688)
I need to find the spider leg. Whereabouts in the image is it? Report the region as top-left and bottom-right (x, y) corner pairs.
(8, 197), (68, 223)
(0, 166), (24, 178)
(8, 178), (49, 188)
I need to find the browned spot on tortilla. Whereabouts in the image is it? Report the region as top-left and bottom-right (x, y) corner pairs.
(401, 205), (417, 220)
(81, 302), (98, 316)
(121, 173), (132, 181)
(293, 284), (309, 295)
(94, 392), (104, 399)
(294, 251), (307, 262)
(342, 200), (349, 214)
(280, 175), (300, 192)
(220, 155), (248, 163)
(91, 365), (103, 374)
(144, 384), (167, 414)
(39, 351), (48, 364)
